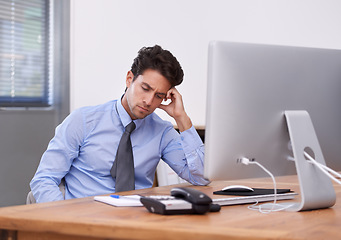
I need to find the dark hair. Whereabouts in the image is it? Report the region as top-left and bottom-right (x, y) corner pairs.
(130, 45), (184, 87)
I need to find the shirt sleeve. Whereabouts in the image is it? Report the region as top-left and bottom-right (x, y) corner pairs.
(161, 126), (210, 186)
(30, 109), (84, 203)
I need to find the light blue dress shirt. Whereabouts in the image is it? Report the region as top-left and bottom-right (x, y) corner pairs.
(30, 99), (209, 203)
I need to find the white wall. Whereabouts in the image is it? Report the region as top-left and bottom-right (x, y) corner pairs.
(70, 0), (341, 126)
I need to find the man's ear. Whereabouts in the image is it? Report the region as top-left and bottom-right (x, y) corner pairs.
(126, 71), (134, 88)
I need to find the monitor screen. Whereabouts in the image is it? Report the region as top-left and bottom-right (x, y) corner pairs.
(204, 41), (341, 181)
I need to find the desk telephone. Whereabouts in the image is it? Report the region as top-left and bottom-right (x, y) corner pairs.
(140, 187), (221, 215)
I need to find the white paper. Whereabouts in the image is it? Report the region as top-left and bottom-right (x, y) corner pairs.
(94, 195), (143, 207)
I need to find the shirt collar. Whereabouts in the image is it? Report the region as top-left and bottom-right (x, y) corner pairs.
(116, 97), (143, 129)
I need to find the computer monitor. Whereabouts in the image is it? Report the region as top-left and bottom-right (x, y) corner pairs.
(204, 41), (341, 182)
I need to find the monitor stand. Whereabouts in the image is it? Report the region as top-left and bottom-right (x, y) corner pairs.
(284, 110), (336, 211)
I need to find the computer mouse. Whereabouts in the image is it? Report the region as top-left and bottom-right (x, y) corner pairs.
(221, 185), (254, 192)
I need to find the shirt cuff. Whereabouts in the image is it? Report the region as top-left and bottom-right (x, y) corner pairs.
(180, 126), (203, 153)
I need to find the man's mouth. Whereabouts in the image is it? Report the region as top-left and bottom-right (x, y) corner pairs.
(138, 106), (149, 112)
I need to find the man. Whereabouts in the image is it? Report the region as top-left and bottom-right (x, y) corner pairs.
(30, 45), (209, 203)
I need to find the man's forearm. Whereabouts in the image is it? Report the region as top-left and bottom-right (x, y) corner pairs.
(175, 113), (192, 132)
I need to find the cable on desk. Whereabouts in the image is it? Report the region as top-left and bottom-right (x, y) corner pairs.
(238, 157), (294, 213)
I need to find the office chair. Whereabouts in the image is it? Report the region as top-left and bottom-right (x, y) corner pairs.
(26, 178), (66, 204)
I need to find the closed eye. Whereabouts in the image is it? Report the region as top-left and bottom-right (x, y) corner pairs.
(155, 93), (165, 99)
(141, 83), (166, 99)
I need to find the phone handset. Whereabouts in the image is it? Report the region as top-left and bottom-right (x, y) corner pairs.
(140, 187), (220, 215)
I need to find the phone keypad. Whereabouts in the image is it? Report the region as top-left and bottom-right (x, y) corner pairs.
(144, 195), (176, 200)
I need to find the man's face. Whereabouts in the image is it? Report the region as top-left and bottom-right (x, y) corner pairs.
(122, 69), (172, 120)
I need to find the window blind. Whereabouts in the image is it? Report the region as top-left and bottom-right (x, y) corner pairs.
(0, 0), (51, 107)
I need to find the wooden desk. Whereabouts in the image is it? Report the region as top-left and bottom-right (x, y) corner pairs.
(0, 175), (340, 240)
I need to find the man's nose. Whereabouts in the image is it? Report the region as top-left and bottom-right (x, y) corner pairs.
(144, 93), (154, 106)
